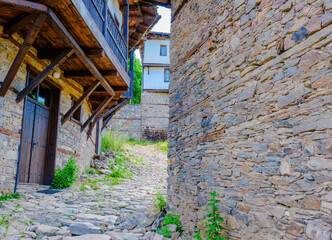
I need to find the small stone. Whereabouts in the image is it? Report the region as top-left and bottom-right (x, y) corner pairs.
(274, 120), (294, 128)
(281, 8), (295, 24)
(307, 15), (322, 34)
(286, 222), (304, 236)
(69, 222), (102, 236)
(167, 224), (178, 233)
(63, 234), (111, 240)
(306, 221), (331, 239)
(34, 225), (60, 237)
(322, 12), (332, 27)
(300, 196), (320, 210)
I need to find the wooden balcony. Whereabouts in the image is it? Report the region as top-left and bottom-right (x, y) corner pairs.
(81, 0), (128, 71)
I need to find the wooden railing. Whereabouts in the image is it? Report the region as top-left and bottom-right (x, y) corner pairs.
(82, 0), (128, 71)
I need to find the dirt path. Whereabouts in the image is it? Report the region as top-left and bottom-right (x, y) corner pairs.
(0, 144), (168, 240)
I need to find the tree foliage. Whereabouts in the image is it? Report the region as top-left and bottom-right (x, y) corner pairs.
(128, 55), (142, 104)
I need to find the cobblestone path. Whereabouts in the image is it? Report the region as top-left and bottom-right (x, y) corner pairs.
(0, 144), (168, 240)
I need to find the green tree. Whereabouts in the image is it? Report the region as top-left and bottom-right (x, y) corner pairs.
(128, 55), (142, 104)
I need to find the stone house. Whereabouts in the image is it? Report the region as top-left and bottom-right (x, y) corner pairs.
(0, 0), (165, 194)
(168, 0), (332, 239)
(109, 32), (170, 141)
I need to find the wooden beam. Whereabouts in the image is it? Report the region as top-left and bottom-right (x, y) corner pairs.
(42, 0), (62, 7)
(38, 48), (105, 60)
(48, 9), (115, 96)
(87, 114), (99, 138)
(0, 13), (47, 97)
(61, 80), (100, 125)
(141, 0), (171, 8)
(0, 0), (48, 12)
(81, 95), (113, 132)
(16, 48), (74, 102)
(93, 86), (128, 93)
(64, 70), (118, 78)
(89, 99), (117, 105)
(4, 13), (35, 36)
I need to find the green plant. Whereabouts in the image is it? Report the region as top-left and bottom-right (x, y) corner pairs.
(157, 213), (182, 237)
(51, 157), (79, 189)
(101, 131), (124, 152)
(0, 193), (21, 201)
(194, 191), (227, 240)
(155, 193), (167, 213)
(193, 229), (203, 240)
(128, 55), (143, 104)
(85, 169), (99, 174)
(157, 226), (171, 238)
(0, 214), (9, 233)
(156, 141), (168, 153)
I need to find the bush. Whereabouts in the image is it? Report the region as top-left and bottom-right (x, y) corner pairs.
(101, 131), (124, 152)
(51, 157), (79, 189)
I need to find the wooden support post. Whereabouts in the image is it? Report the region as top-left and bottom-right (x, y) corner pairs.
(81, 95), (113, 132)
(87, 115), (99, 139)
(48, 9), (115, 96)
(4, 13), (35, 36)
(61, 80), (101, 125)
(16, 48), (74, 102)
(0, 13), (47, 97)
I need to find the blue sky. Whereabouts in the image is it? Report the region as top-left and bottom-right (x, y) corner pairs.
(135, 6), (171, 60)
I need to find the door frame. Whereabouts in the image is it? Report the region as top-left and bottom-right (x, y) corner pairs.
(19, 66), (61, 185)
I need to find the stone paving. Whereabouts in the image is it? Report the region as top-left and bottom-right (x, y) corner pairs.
(0, 144), (168, 240)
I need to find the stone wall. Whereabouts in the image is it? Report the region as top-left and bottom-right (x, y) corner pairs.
(168, 0), (332, 239)
(0, 30), (97, 194)
(109, 92), (169, 141)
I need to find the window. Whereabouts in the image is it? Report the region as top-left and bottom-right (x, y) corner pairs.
(164, 69), (170, 82)
(71, 98), (82, 123)
(160, 45), (167, 56)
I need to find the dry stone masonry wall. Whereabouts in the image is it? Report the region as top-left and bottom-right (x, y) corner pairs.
(109, 92), (169, 141)
(168, 0), (332, 239)
(0, 30), (97, 194)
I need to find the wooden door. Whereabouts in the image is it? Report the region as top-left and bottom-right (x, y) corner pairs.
(19, 84), (52, 184)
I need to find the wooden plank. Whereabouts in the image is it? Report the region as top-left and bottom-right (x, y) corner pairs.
(61, 80), (100, 125)
(16, 48), (74, 102)
(0, 13), (47, 97)
(38, 48), (105, 59)
(0, 0), (48, 12)
(4, 13), (35, 36)
(44, 86), (60, 185)
(47, 9), (115, 96)
(101, 98), (129, 130)
(64, 70), (117, 78)
(81, 95), (113, 132)
(141, 0), (171, 8)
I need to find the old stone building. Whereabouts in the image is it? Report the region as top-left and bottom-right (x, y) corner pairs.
(0, 0), (164, 193)
(109, 32), (170, 141)
(168, 0), (332, 239)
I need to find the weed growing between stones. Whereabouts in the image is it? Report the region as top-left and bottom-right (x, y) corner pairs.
(0, 193), (22, 202)
(0, 214), (9, 236)
(84, 169), (99, 174)
(101, 131), (124, 152)
(126, 138), (168, 153)
(194, 191), (227, 240)
(154, 193), (167, 213)
(51, 157), (79, 189)
(157, 213), (182, 237)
